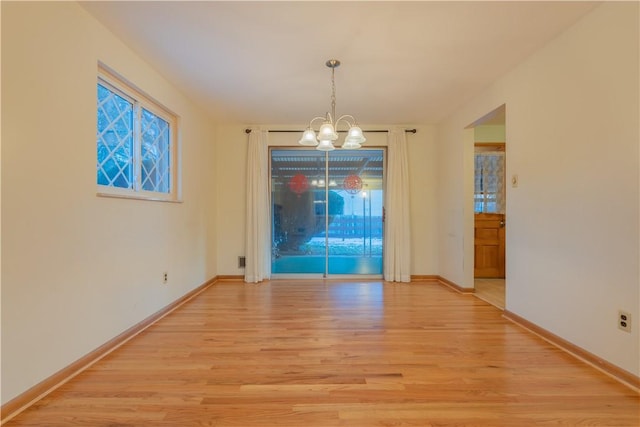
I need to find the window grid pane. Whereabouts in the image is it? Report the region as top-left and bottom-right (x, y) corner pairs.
(140, 108), (170, 193)
(97, 83), (134, 189)
(474, 153), (505, 214)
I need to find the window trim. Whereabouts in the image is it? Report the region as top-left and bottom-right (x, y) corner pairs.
(97, 64), (181, 202)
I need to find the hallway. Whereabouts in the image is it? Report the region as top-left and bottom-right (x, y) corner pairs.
(475, 278), (505, 309)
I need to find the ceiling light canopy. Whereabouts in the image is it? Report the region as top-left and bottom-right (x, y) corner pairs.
(299, 59), (366, 151)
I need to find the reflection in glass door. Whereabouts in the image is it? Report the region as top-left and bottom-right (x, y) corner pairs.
(271, 149), (384, 277)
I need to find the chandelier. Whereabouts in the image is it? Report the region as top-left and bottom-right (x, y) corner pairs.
(298, 59), (366, 151)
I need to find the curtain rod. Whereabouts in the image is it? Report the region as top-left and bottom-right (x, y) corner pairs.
(245, 128), (417, 134)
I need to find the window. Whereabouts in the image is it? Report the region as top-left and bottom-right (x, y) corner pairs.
(270, 148), (385, 276)
(474, 151), (505, 214)
(97, 66), (178, 201)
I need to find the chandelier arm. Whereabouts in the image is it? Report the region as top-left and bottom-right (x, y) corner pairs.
(334, 115), (356, 129)
(325, 112), (334, 125)
(308, 116), (328, 129)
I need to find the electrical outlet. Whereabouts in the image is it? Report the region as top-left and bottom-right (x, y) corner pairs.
(618, 310), (631, 332)
(163, 272), (168, 284)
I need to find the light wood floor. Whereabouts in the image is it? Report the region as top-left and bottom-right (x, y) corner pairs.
(5, 281), (638, 426)
(474, 278), (505, 309)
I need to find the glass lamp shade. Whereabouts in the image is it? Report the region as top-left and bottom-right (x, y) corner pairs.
(341, 140), (362, 150)
(318, 123), (339, 141)
(298, 128), (318, 146)
(316, 139), (336, 151)
(345, 126), (366, 144)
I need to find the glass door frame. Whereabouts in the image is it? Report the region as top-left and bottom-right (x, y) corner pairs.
(269, 146), (386, 279)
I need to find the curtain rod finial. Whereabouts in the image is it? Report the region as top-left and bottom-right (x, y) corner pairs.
(245, 128), (252, 134)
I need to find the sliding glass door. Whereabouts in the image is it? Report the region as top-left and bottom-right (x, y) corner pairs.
(271, 149), (327, 275)
(271, 149), (384, 277)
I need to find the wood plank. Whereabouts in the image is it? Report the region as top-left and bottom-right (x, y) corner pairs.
(4, 281), (638, 426)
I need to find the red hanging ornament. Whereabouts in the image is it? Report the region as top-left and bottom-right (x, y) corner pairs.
(343, 174), (363, 195)
(288, 174), (309, 197)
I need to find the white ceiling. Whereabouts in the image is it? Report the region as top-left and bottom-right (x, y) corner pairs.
(81, 1), (598, 125)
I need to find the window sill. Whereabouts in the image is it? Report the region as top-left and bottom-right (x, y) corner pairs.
(97, 191), (182, 203)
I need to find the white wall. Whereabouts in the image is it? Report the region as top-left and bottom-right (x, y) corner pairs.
(1, 2), (217, 403)
(215, 125), (438, 276)
(475, 125), (505, 143)
(215, 125), (247, 275)
(436, 2), (639, 375)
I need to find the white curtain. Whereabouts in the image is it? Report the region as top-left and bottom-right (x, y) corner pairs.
(244, 129), (271, 283)
(384, 128), (411, 282)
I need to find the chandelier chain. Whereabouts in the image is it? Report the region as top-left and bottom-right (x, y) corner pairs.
(330, 66), (336, 122)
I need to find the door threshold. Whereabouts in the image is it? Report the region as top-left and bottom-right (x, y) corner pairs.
(270, 274), (384, 280)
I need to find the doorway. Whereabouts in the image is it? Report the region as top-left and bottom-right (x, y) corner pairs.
(270, 148), (385, 277)
(471, 105), (506, 309)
